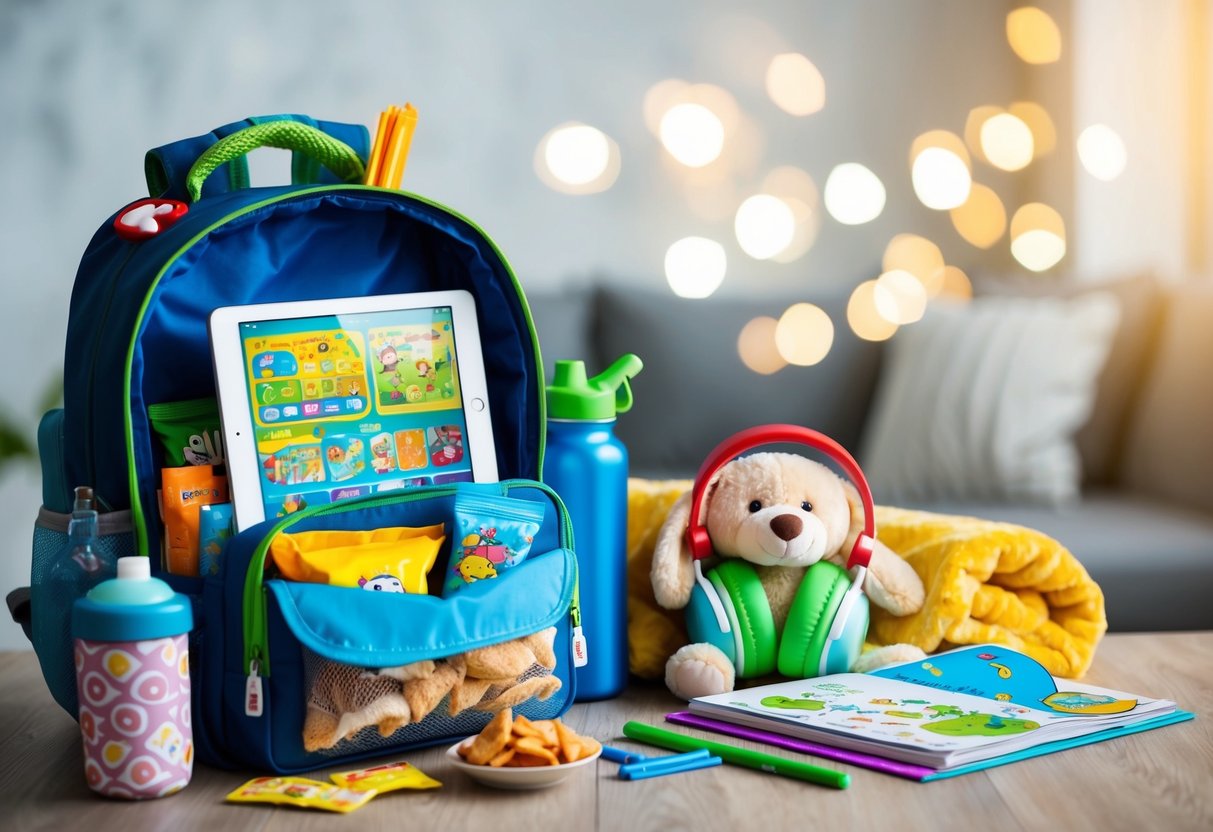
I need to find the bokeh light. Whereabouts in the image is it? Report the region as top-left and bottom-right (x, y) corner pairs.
(981, 112), (1035, 171)
(883, 233), (945, 293)
(738, 316), (788, 375)
(644, 79), (690, 135)
(1007, 7), (1062, 64)
(665, 237), (727, 298)
(964, 106), (1003, 165)
(1009, 101), (1057, 156)
(911, 129), (971, 165)
(762, 166), (821, 263)
(1077, 124), (1128, 181)
(660, 103), (725, 167)
(936, 266), (973, 301)
(912, 147), (972, 210)
(875, 270), (928, 324)
(766, 53), (826, 116)
(950, 183), (1008, 249)
(535, 123), (620, 194)
(823, 163), (886, 225)
(848, 281), (900, 342)
(775, 303), (834, 366)
(1010, 202), (1067, 271)
(735, 195), (796, 260)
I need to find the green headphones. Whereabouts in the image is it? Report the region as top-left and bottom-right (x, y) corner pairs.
(683, 425), (874, 679)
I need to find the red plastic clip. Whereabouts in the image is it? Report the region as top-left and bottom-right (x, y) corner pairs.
(113, 198), (188, 241)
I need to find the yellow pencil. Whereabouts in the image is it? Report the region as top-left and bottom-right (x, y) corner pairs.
(383, 103), (418, 189)
(364, 107), (395, 186)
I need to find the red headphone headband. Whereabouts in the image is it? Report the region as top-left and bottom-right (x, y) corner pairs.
(684, 424), (875, 570)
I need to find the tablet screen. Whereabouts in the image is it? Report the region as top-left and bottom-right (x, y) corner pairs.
(226, 302), (484, 523)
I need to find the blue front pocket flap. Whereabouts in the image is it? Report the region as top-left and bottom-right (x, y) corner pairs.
(266, 548), (576, 666)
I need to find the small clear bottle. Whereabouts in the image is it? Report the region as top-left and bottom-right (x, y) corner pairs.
(32, 486), (117, 716)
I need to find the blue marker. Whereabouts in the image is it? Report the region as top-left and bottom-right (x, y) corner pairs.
(619, 753), (722, 781)
(618, 749), (711, 778)
(601, 745), (648, 765)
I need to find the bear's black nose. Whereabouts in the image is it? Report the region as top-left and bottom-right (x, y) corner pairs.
(770, 513), (803, 541)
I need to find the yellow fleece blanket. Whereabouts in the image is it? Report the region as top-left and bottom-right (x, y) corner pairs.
(626, 481), (1107, 681)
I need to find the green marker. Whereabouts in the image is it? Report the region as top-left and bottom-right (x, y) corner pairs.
(622, 721), (850, 790)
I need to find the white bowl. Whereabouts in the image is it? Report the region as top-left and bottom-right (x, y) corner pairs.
(445, 740), (602, 790)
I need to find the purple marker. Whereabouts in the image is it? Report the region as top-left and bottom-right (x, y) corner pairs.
(665, 711), (935, 781)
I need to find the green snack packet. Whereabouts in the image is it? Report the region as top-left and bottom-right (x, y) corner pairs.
(148, 397), (225, 468)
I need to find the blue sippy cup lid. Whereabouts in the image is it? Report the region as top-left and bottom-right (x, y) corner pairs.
(72, 557), (193, 642)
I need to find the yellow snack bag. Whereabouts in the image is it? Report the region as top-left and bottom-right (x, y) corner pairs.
(270, 524), (446, 594)
(225, 776), (376, 813)
(330, 760), (442, 793)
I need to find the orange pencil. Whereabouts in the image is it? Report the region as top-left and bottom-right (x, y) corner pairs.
(379, 106), (404, 186)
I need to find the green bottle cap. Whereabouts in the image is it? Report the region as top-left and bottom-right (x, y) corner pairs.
(547, 354), (644, 420)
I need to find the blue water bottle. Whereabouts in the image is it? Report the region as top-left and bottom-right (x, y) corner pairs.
(544, 354), (643, 701)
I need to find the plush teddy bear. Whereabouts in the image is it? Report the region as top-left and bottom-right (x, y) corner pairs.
(651, 452), (927, 700)
(303, 627), (562, 751)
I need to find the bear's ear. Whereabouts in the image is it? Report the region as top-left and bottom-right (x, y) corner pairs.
(651, 490), (697, 609)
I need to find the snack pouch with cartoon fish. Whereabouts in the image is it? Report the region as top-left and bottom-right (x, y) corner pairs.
(443, 491), (544, 595)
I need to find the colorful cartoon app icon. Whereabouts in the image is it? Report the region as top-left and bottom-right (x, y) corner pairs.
(427, 425), (464, 467)
(369, 432), (397, 475)
(394, 429), (427, 471)
(323, 436), (366, 482)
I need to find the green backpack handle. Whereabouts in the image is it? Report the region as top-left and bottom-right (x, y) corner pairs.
(185, 121), (366, 202)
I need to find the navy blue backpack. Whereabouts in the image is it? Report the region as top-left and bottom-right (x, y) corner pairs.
(22, 114), (579, 772)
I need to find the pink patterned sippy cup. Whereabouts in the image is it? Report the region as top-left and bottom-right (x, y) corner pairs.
(71, 556), (194, 799)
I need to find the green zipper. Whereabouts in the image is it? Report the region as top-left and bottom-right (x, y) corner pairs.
(121, 184), (546, 555)
(242, 479), (577, 678)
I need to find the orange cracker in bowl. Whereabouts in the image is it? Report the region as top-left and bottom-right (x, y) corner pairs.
(513, 736), (560, 766)
(465, 708), (513, 766)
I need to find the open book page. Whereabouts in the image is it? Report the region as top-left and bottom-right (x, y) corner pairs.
(870, 644), (1166, 717)
(689, 645), (1176, 768)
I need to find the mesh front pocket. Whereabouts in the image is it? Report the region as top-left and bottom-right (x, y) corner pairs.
(299, 627), (565, 758)
(30, 507), (136, 717)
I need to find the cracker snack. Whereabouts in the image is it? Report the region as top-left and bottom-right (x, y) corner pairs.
(457, 708), (601, 767)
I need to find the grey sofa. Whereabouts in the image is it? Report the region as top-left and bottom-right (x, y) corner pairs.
(526, 276), (1213, 633)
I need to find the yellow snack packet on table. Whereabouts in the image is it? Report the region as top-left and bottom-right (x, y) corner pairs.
(270, 524), (446, 594)
(330, 760), (442, 793)
(225, 776), (376, 813)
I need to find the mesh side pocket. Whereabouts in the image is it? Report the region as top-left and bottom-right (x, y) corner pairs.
(30, 508), (136, 717)
(300, 633), (565, 759)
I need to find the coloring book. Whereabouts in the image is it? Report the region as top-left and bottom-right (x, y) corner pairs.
(688, 644), (1189, 772)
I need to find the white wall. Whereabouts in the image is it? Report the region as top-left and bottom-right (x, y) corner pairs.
(1, 0), (1020, 649)
(1070, 1), (1187, 279)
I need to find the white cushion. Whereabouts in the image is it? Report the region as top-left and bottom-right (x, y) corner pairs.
(860, 293), (1120, 505)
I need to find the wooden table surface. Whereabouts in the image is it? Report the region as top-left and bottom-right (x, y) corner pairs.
(2, 632), (1210, 831)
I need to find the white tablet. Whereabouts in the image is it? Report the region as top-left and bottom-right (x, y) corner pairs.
(209, 290), (498, 531)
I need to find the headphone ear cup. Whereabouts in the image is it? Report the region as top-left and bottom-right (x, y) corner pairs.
(686, 561), (777, 679)
(777, 561), (869, 678)
(685, 570), (739, 669)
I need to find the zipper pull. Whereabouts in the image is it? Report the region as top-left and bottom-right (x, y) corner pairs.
(572, 626), (589, 668)
(245, 658), (264, 717)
